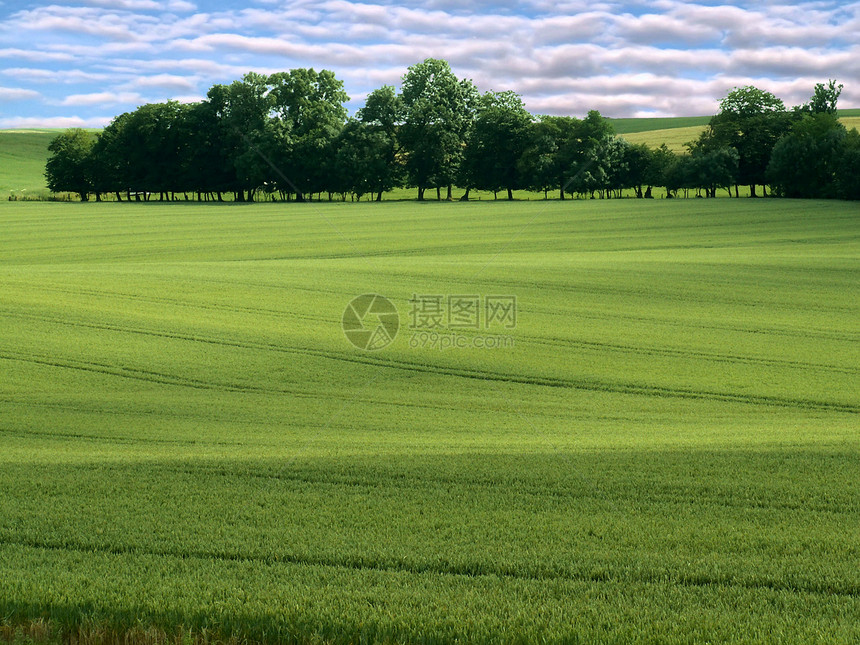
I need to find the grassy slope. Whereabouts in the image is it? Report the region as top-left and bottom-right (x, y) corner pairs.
(608, 115), (712, 134)
(0, 131), (56, 194)
(617, 112), (860, 151)
(0, 199), (857, 643)
(619, 125), (706, 153)
(609, 108), (860, 135)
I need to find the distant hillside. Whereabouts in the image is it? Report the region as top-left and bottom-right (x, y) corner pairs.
(611, 108), (860, 135)
(616, 111), (860, 152)
(618, 126), (706, 154)
(609, 116), (711, 135)
(0, 130), (57, 194)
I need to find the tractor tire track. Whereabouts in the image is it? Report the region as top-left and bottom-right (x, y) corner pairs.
(0, 536), (856, 599)
(1, 312), (857, 414)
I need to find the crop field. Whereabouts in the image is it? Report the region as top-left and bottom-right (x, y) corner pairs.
(0, 198), (858, 644)
(608, 115), (712, 135)
(619, 125), (707, 153)
(0, 131), (58, 195)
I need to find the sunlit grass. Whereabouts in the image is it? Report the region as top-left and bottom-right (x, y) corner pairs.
(0, 199), (858, 643)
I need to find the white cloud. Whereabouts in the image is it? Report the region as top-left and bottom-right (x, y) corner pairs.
(0, 0), (857, 123)
(2, 67), (111, 83)
(0, 86), (42, 100)
(81, 0), (197, 11)
(61, 91), (142, 106)
(126, 73), (199, 91)
(0, 115), (112, 128)
(168, 0), (197, 11)
(0, 48), (75, 62)
(82, 0), (163, 10)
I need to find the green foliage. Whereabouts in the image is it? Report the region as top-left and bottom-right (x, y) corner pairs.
(24, 67), (860, 204)
(357, 85), (402, 138)
(767, 113), (847, 198)
(836, 128), (860, 200)
(718, 85), (786, 117)
(796, 79), (843, 116)
(461, 90), (532, 198)
(698, 86), (792, 194)
(399, 58), (479, 199)
(333, 120), (397, 200)
(0, 199), (858, 642)
(44, 128), (96, 201)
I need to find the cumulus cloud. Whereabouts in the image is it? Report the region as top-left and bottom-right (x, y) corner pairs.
(61, 91), (142, 106)
(0, 0), (857, 124)
(3, 67), (111, 83)
(126, 73), (199, 91)
(0, 115), (112, 128)
(0, 48), (75, 62)
(0, 86), (42, 100)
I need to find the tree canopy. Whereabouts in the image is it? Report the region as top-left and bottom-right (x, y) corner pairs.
(44, 66), (857, 203)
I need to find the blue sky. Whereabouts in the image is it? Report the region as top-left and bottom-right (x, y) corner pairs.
(0, 0), (857, 127)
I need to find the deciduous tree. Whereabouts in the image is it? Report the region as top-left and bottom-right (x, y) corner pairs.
(45, 128), (96, 201)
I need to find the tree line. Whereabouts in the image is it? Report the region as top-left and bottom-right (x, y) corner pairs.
(44, 60), (859, 202)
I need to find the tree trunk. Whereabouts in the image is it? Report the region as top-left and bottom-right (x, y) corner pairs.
(417, 187), (425, 201)
(559, 185), (565, 200)
(446, 185), (453, 201)
(376, 191), (383, 202)
(749, 184), (757, 198)
(460, 187), (471, 201)
(436, 186), (441, 200)
(507, 188), (514, 200)
(115, 192), (122, 202)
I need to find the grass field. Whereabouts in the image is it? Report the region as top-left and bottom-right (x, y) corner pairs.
(618, 125), (707, 153)
(0, 131), (58, 195)
(0, 198), (858, 643)
(608, 115), (711, 135)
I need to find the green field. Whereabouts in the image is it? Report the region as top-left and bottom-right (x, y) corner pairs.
(608, 115), (712, 135)
(619, 125), (708, 153)
(0, 131), (57, 195)
(0, 199), (858, 643)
